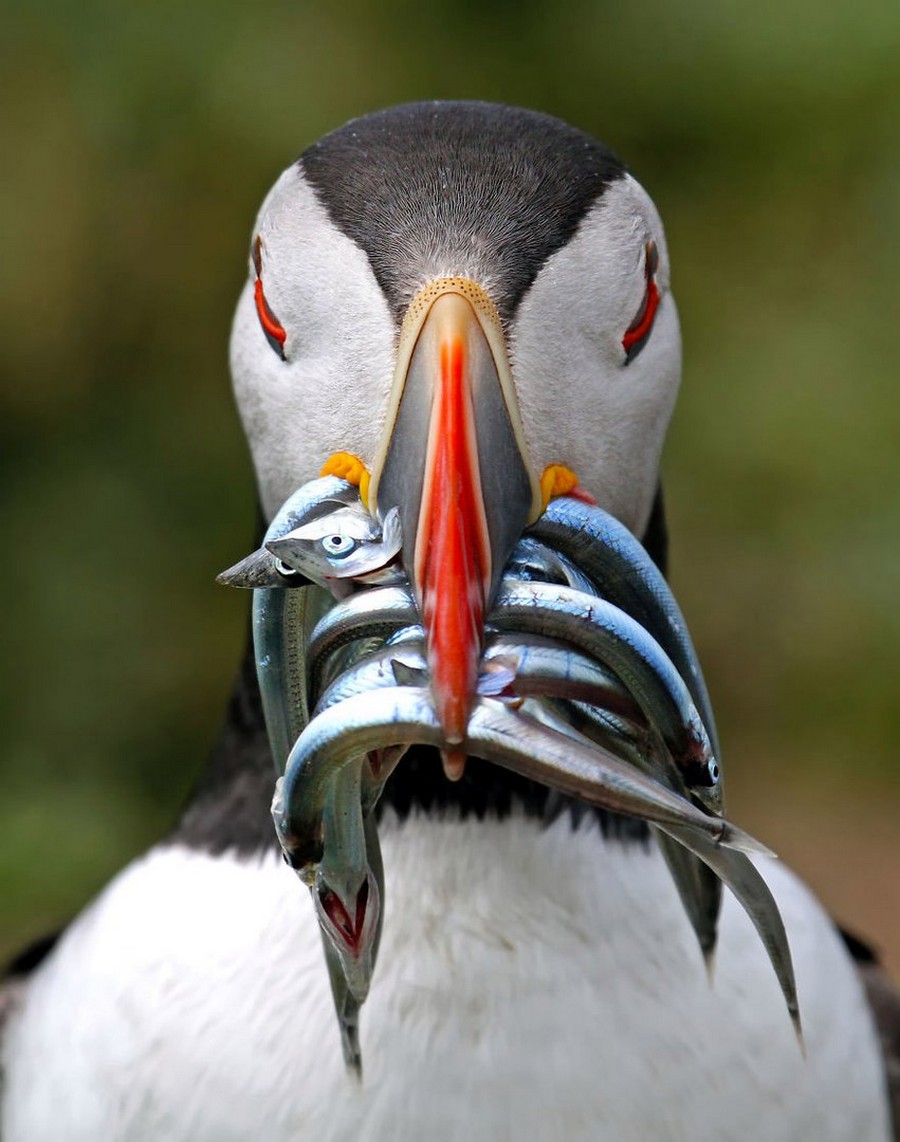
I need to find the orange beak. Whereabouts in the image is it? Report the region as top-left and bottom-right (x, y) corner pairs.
(370, 279), (540, 780)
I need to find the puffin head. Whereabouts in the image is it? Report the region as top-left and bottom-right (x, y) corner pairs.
(230, 100), (681, 776)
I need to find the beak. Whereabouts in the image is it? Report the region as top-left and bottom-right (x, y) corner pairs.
(370, 278), (540, 779)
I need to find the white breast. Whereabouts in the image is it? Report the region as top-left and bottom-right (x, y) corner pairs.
(2, 813), (890, 1141)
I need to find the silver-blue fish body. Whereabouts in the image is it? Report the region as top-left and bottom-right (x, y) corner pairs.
(315, 644), (428, 716)
(530, 497), (720, 758)
(482, 633), (643, 722)
(505, 535), (597, 595)
(275, 687), (756, 879)
(491, 579), (722, 814)
(306, 585), (419, 700)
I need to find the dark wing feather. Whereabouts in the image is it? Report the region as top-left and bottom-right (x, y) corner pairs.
(841, 927), (900, 1140)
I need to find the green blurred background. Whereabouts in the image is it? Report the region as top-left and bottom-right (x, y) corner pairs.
(2, 1), (898, 973)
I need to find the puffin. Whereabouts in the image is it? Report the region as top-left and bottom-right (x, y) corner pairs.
(1, 101), (897, 1141)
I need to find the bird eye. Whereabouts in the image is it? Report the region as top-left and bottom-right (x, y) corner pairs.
(252, 236), (287, 360)
(622, 241), (660, 365)
(321, 534), (356, 559)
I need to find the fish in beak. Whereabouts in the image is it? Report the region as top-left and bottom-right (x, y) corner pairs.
(369, 278), (541, 779)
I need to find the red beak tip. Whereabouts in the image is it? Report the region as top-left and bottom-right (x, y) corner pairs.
(441, 748), (468, 783)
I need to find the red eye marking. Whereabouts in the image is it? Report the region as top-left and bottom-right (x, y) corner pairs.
(622, 240), (660, 364)
(254, 279), (287, 352)
(252, 235), (287, 359)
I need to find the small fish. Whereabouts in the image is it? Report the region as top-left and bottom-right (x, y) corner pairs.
(306, 584), (419, 699)
(217, 476), (361, 590)
(314, 760), (384, 1072)
(314, 763), (380, 996)
(504, 508), (728, 964)
(505, 535), (597, 595)
(529, 497), (720, 759)
(315, 644), (427, 715)
(536, 694), (797, 1033)
(272, 687), (762, 878)
(661, 817), (802, 1044)
(470, 702), (739, 858)
(234, 479), (394, 1070)
(491, 580), (723, 814)
(315, 635), (632, 720)
(216, 548), (310, 589)
(267, 505), (403, 597)
(253, 582), (333, 771)
(218, 476), (404, 598)
(263, 610), (387, 1073)
(271, 767), (383, 1074)
(482, 634), (645, 725)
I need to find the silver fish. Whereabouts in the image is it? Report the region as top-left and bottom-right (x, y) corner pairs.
(309, 618), (719, 974)
(217, 476), (361, 590)
(311, 636), (629, 818)
(314, 644), (427, 715)
(267, 505), (403, 597)
(315, 763), (382, 992)
(505, 535), (597, 595)
(313, 636), (643, 778)
(237, 479), (398, 1068)
(270, 767), (383, 1073)
(314, 649), (416, 816)
(252, 548), (408, 1064)
(497, 622), (722, 969)
(216, 548), (310, 589)
(491, 580), (723, 814)
(482, 633), (645, 724)
(529, 496), (720, 757)
(661, 817), (802, 1043)
(253, 582), (332, 771)
(306, 585), (419, 699)
(273, 687), (765, 878)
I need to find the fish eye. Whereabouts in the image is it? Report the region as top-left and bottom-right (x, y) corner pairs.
(274, 557), (301, 578)
(622, 240), (660, 365)
(708, 759), (720, 784)
(321, 534), (356, 559)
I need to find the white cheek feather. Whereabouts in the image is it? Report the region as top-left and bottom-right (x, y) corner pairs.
(230, 169), (397, 521)
(512, 176), (681, 537)
(2, 815), (889, 1142)
(231, 169), (682, 535)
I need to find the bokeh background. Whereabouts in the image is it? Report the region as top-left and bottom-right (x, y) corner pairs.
(2, 1), (898, 974)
